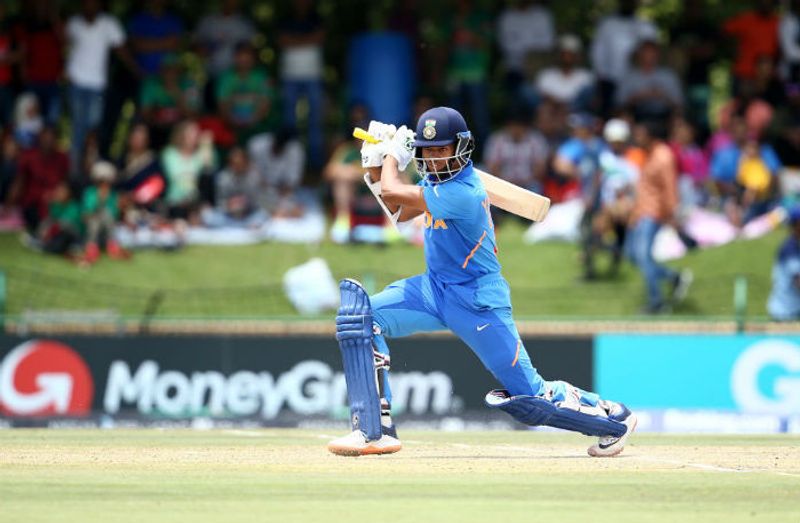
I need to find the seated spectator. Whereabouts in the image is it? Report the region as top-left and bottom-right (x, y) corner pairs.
(13, 93), (44, 149)
(216, 41), (275, 142)
(768, 207), (800, 320)
(669, 118), (710, 208)
(594, 118), (639, 275)
(484, 109), (548, 192)
(247, 127), (305, 210)
(202, 146), (266, 228)
(160, 120), (217, 222)
(140, 54), (202, 149)
(737, 138), (781, 223)
(116, 123), (165, 227)
(37, 181), (83, 257)
(9, 126), (68, 234)
(534, 35), (594, 112)
(82, 161), (128, 264)
(615, 39), (683, 122)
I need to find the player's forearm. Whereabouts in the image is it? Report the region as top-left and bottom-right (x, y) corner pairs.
(380, 158), (426, 211)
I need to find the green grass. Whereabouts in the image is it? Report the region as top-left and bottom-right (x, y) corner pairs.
(1, 429), (798, 523)
(0, 222), (782, 320)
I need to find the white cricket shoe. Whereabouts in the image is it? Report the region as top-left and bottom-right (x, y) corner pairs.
(587, 403), (638, 458)
(327, 430), (402, 457)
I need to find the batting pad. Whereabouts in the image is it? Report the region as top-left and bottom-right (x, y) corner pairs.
(485, 389), (627, 438)
(336, 279), (382, 441)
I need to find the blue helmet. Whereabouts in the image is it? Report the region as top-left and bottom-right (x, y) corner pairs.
(412, 106), (474, 184)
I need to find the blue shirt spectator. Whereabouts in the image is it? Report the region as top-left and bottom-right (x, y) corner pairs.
(128, 2), (184, 75)
(710, 143), (781, 184)
(554, 116), (608, 198)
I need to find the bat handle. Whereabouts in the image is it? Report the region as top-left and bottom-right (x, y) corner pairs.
(353, 127), (381, 144)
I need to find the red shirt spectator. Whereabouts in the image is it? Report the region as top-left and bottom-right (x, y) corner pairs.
(14, 128), (68, 219)
(724, 3), (779, 81)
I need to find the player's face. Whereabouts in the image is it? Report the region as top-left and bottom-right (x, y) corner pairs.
(421, 144), (456, 173)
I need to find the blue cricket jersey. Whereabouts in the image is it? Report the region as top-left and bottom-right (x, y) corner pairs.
(420, 162), (501, 285)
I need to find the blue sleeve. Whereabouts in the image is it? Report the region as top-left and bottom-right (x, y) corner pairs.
(710, 149), (735, 182)
(556, 139), (582, 165)
(761, 145), (782, 174)
(422, 181), (479, 220)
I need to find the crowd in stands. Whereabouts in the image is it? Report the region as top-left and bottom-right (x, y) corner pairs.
(2, 0), (800, 315)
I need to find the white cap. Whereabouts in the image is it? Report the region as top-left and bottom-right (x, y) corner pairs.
(558, 34), (582, 53)
(603, 118), (630, 143)
(91, 161), (117, 182)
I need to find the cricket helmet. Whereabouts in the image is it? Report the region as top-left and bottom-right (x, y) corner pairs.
(412, 106), (474, 184)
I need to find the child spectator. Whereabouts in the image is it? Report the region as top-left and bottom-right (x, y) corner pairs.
(161, 120), (217, 222)
(82, 160), (128, 263)
(13, 93), (44, 149)
(38, 181), (83, 257)
(247, 127), (305, 209)
(202, 146), (266, 228)
(768, 207), (800, 320)
(216, 41), (275, 142)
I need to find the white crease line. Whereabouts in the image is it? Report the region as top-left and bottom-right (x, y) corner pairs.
(634, 455), (800, 478)
(223, 430), (268, 438)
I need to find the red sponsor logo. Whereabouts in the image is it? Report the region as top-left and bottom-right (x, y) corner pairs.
(0, 340), (94, 416)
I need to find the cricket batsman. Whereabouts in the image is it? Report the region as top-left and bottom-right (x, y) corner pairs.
(329, 107), (637, 457)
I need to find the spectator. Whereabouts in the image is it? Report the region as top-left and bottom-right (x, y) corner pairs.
(14, 0), (63, 125)
(497, 0), (554, 96)
(160, 120), (217, 221)
(723, 0), (779, 94)
(534, 34), (594, 112)
(737, 138), (781, 224)
(278, 0), (325, 169)
(202, 146), (266, 228)
(446, 0), (492, 149)
(710, 116), (781, 224)
(595, 118), (639, 275)
(140, 54), (202, 149)
(10, 126), (68, 234)
(628, 119), (690, 314)
(670, 0), (718, 139)
(12, 93), (44, 149)
(248, 127), (305, 208)
(116, 123), (165, 209)
(553, 113), (607, 279)
(483, 109), (548, 192)
(590, 0), (657, 116)
(780, 0), (800, 88)
(38, 181), (83, 257)
(669, 118), (709, 208)
(128, 0), (184, 77)
(82, 161), (128, 264)
(615, 39), (683, 122)
(216, 41), (275, 142)
(194, 0), (256, 111)
(768, 207), (800, 321)
(0, 4), (19, 129)
(0, 131), (18, 208)
(65, 0), (139, 175)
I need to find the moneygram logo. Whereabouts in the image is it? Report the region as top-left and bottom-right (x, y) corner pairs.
(731, 339), (800, 414)
(0, 340), (94, 416)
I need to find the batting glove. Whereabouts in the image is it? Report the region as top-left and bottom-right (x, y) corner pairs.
(361, 140), (385, 168)
(384, 125), (415, 171)
(366, 120), (397, 143)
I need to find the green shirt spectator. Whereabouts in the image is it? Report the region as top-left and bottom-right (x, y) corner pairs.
(48, 199), (83, 235)
(161, 121), (218, 206)
(216, 42), (275, 134)
(444, 6), (492, 85)
(81, 185), (120, 221)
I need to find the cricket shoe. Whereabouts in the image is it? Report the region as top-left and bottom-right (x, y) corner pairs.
(327, 430), (402, 457)
(587, 402), (637, 457)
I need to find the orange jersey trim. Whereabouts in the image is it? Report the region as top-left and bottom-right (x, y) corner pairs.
(461, 230), (488, 269)
(511, 339), (521, 367)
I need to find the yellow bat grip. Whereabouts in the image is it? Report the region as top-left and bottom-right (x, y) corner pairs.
(352, 127), (380, 144)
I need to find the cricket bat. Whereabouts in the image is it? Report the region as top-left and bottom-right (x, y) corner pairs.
(353, 128), (550, 222)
